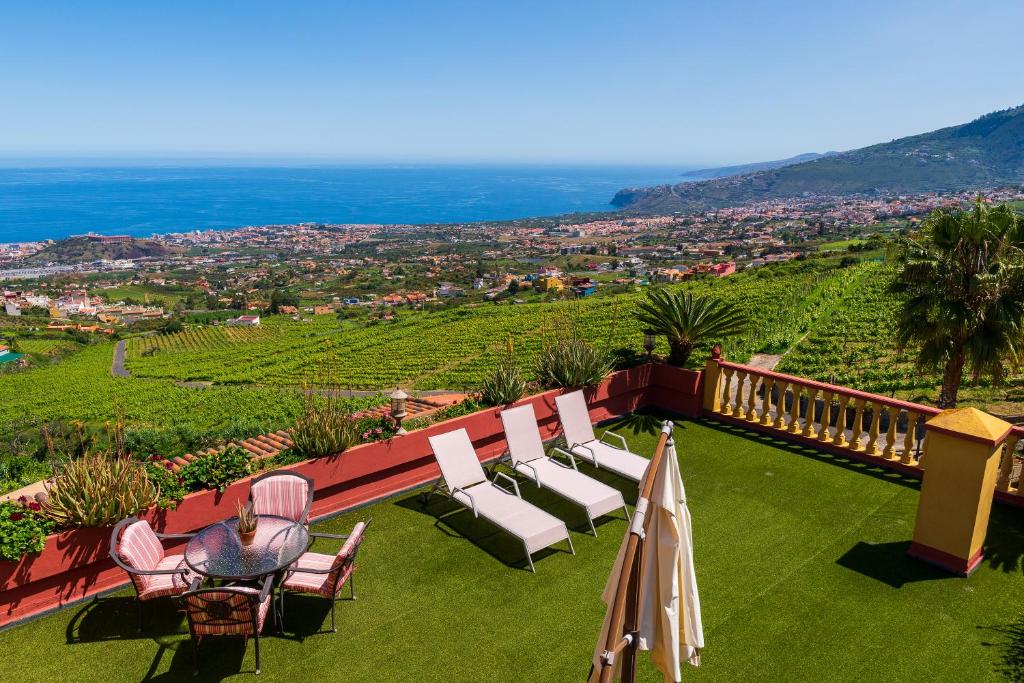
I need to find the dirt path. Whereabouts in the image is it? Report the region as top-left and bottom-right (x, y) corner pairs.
(111, 339), (129, 377)
(746, 353), (783, 371)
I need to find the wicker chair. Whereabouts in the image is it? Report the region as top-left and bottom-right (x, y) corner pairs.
(109, 516), (198, 632)
(249, 470), (314, 525)
(279, 520), (369, 633)
(180, 575), (274, 676)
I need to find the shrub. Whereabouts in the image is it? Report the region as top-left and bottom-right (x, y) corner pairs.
(145, 460), (189, 510)
(356, 414), (396, 443)
(180, 445), (252, 493)
(42, 453), (157, 527)
(0, 498), (54, 561)
(481, 339), (528, 406)
(291, 387), (358, 458)
(536, 331), (612, 389)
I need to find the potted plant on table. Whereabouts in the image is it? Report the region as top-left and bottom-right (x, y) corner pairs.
(236, 499), (258, 545)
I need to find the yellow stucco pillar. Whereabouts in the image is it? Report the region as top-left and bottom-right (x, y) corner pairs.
(907, 407), (1011, 575)
(702, 346), (723, 413)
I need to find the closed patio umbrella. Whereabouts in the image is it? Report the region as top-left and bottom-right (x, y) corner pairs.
(589, 422), (703, 682)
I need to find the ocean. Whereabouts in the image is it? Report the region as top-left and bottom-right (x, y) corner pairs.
(0, 164), (685, 243)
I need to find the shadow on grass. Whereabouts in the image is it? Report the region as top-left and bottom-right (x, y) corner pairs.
(979, 615), (1024, 682)
(693, 417), (923, 491)
(835, 541), (950, 588)
(66, 595), (185, 644)
(984, 505), (1024, 575)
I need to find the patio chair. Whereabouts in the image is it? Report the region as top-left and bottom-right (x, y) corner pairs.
(426, 428), (574, 572)
(249, 469), (314, 525)
(180, 574), (274, 676)
(500, 403), (629, 536)
(279, 520), (370, 634)
(109, 516), (199, 632)
(555, 390), (649, 483)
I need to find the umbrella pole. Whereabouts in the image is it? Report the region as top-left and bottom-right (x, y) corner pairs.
(597, 422), (672, 683)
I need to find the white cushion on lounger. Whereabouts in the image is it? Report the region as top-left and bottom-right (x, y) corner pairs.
(453, 483), (569, 555)
(570, 441), (649, 483)
(515, 458), (624, 519)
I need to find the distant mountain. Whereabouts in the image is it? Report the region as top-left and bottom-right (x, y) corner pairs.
(613, 105), (1024, 212)
(679, 152), (835, 181)
(27, 236), (176, 264)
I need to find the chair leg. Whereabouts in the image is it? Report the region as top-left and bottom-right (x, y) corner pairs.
(350, 574), (356, 600)
(137, 600), (144, 633)
(191, 637), (200, 676)
(523, 541), (536, 573)
(330, 599), (337, 633)
(587, 515), (598, 537)
(566, 535), (576, 556)
(254, 632), (261, 675)
(623, 504), (631, 522)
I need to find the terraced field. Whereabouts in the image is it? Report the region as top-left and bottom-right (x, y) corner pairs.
(123, 260), (873, 390)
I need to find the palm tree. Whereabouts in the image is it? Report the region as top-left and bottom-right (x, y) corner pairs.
(890, 197), (1024, 408)
(634, 290), (747, 367)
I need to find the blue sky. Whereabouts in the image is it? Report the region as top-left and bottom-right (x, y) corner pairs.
(1, 0), (1022, 165)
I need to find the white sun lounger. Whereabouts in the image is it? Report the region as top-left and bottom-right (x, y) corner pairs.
(427, 428), (574, 572)
(554, 390), (649, 484)
(500, 404), (629, 536)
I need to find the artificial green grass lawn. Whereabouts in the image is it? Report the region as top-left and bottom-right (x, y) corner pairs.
(1, 415), (1023, 682)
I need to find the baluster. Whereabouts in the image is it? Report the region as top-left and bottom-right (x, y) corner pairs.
(787, 384), (802, 433)
(747, 374), (761, 422)
(832, 394), (850, 447)
(866, 402), (882, 456)
(849, 398), (866, 451)
(761, 376), (774, 423)
(720, 367), (734, 416)
(901, 411), (920, 465)
(772, 381), (788, 429)
(883, 406), (899, 460)
(997, 433), (1019, 491)
(802, 387), (818, 439)
(817, 390), (833, 442)
(733, 370), (748, 419)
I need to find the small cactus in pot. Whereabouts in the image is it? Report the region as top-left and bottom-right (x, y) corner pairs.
(236, 498), (258, 545)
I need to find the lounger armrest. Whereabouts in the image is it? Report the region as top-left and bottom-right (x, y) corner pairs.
(452, 486), (479, 517)
(492, 472), (522, 498)
(572, 442), (599, 468)
(515, 460), (542, 487)
(549, 447), (579, 471)
(601, 431), (630, 451)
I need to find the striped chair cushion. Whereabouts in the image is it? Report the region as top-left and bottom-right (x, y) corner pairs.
(184, 587), (271, 636)
(282, 522), (366, 597)
(137, 555), (196, 600)
(118, 520), (166, 593)
(251, 475), (309, 523)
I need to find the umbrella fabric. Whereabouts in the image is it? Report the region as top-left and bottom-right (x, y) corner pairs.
(588, 436), (703, 683)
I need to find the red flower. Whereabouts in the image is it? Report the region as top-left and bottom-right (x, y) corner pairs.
(9, 512), (24, 522)
(17, 495), (28, 504)
(28, 502), (41, 512)
(150, 455), (162, 462)
(164, 462), (175, 470)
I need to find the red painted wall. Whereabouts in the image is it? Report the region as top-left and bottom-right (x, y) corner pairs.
(0, 364), (667, 627)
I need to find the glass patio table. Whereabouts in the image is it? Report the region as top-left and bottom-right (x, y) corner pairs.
(184, 514), (309, 581)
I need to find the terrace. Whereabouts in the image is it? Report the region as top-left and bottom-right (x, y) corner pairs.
(1, 363), (1023, 681)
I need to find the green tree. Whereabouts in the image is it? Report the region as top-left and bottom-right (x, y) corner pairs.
(634, 290), (747, 367)
(890, 198), (1024, 408)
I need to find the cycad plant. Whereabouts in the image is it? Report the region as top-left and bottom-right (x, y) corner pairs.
(634, 289), (747, 367)
(890, 197), (1024, 407)
(481, 338), (528, 406)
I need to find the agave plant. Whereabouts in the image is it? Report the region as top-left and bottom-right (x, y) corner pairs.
(42, 453), (157, 527)
(481, 338), (528, 406)
(634, 289), (747, 367)
(291, 371), (358, 458)
(536, 329), (612, 389)
(236, 498), (258, 534)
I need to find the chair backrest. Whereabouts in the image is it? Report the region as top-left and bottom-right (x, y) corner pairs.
(500, 404), (547, 465)
(182, 587), (260, 637)
(428, 428), (487, 491)
(250, 470), (313, 524)
(555, 390), (596, 447)
(325, 521), (368, 596)
(112, 517), (164, 592)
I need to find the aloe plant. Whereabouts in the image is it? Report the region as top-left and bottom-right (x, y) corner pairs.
(481, 338), (528, 406)
(42, 453), (157, 527)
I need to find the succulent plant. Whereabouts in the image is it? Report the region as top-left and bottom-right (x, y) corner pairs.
(236, 498), (258, 534)
(42, 453), (157, 528)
